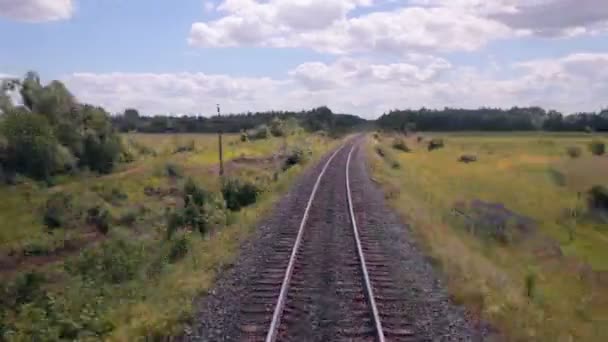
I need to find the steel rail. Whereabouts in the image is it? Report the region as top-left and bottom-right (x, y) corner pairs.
(346, 142), (386, 342)
(264, 143), (346, 342)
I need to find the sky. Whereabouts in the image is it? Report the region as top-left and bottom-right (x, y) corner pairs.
(1, 0), (607, 118)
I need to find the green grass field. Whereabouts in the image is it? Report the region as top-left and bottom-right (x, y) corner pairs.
(0, 132), (340, 340)
(368, 132), (608, 341)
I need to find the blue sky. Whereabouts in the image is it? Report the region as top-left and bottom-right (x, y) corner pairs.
(1, 0), (607, 118)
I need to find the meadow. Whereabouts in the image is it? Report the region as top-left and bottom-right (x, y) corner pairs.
(368, 132), (608, 341)
(0, 131), (339, 340)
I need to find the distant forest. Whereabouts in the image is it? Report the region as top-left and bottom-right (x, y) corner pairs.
(112, 106), (608, 134)
(112, 106), (369, 134)
(376, 107), (608, 132)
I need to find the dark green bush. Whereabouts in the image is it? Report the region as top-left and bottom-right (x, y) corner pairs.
(566, 146), (582, 158)
(183, 200), (207, 234)
(168, 234), (190, 263)
(283, 147), (309, 170)
(589, 140), (605, 156)
(67, 238), (143, 284)
(392, 138), (410, 152)
(165, 163), (183, 178)
(86, 206), (111, 234)
(222, 178), (260, 211)
(166, 208), (185, 240)
(588, 185), (608, 211)
(428, 138), (445, 151)
(183, 177), (208, 207)
(43, 192), (75, 229)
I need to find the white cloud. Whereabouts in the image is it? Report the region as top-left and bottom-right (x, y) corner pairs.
(0, 0), (73, 22)
(62, 53), (608, 118)
(189, 1), (512, 53)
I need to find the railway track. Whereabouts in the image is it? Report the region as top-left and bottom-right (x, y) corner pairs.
(238, 139), (415, 342)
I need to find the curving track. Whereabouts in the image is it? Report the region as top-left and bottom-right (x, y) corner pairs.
(238, 138), (415, 342)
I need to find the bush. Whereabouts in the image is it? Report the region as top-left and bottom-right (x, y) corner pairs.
(588, 185), (608, 211)
(375, 146), (386, 158)
(240, 130), (249, 142)
(174, 140), (195, 153)
(428, 138), (445, 151)
(589, 140), (605, 156)
(392, 138), (410, 152)
(222, 178), (260, 211)
(249, 125), (270, 140)
(391, 160), (401, 169)
(165, 163), (183, 178)
(283, 147), (310, 170)
(117, 210), (138, 227)
(94, 185), (128, 204)
(183, 177), (208, 207)
(43, 192), (75, 229)
(458, 154), (478, 163)
(86, 206), (111, 234)
(269, 118), (286, 137)
(566, 146), (582, 158)
(168, 234), (190, 263)
(67, 238), (143, 284)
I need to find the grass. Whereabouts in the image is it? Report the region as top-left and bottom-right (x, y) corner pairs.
(368, 132), (608, 341)
(0, 132), (340, 340)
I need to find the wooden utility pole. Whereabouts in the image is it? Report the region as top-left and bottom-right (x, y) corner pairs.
(217, 104), (224, 177)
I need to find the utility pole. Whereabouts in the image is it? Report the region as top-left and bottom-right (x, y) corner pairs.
(217, 104), (224, 178)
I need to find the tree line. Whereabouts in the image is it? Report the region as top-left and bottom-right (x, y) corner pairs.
(112, 106), (369, 135)
(376, 107), (608, 132)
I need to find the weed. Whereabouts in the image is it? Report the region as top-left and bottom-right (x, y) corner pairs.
(222, 178), (261, 211)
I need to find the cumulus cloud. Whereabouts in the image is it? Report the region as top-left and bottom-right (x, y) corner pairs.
(189, 0), (511, 53)
(0, 0), (73, 22)
(62, 53), (608, 117)
(412, 0), (608, 36)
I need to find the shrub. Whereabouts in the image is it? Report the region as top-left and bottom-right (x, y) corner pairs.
(375, 146), (386, 158)
(183, 200), (207, 234)
(588, 185), (608, 212)
(183, 177), (207, 207)
(525, 272), (537, 300)
(166, 208), (185, 240)
(94, 185), (128, 204)
(428, 138), (445, 151)
(249, 125), (270, 140)
(566, 146), (582, 158)
(283, 147), (309, 170)
(392, 138), (410, 152)
(168, 234), (190, 263)
(117, 210), (138, 227)
(43, 192), (75, 229)
(391, 160), (401, 169)
(589, 140), (605, 156)
(86, 206), (111, 234)
(165, 163), (183, 178)
(416, 136), (424, 143)
(174, 140), (195, 153)
(240, 130), (249, 142)
(458, 154), (478, 163)
(222, 178), (260, 211)
(269, 118), (286, 137)
(67, 238), (143, 284)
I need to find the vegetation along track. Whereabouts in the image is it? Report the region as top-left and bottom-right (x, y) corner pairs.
(238, 137), (414, 342)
